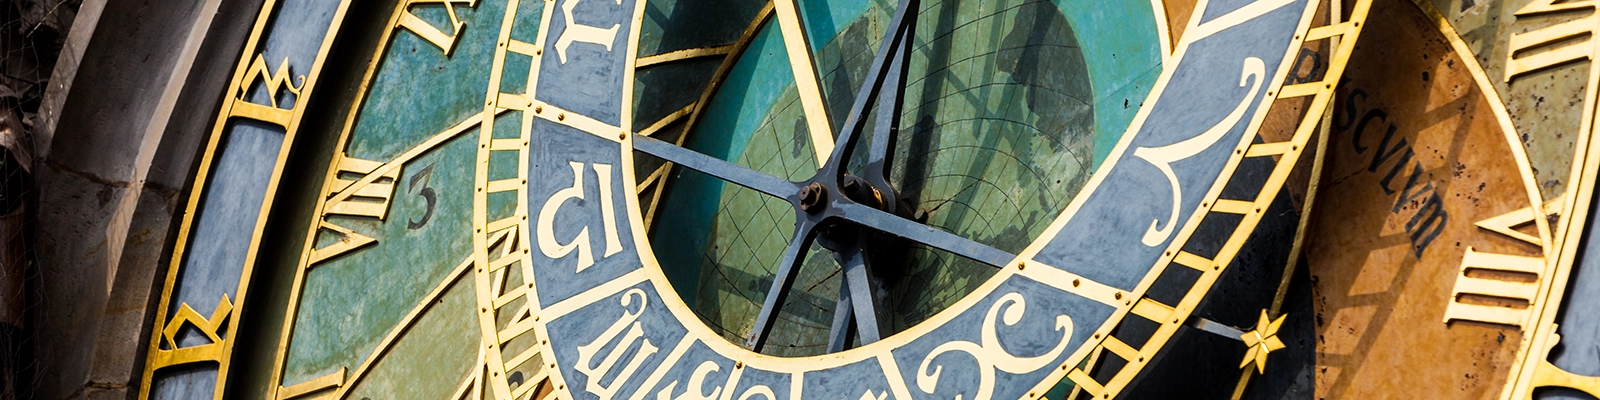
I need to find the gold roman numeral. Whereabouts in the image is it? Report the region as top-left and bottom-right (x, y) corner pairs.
(396, 0), (479, 56)
(1443, 202), (1552, 328)
(325, 155), (401, 220)
(1504, 0), (1596, 82)
(1443, 247), (1544, 328)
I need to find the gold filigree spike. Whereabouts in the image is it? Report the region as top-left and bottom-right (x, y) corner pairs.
(147, 296), (233, 370)
(230, 54), (304, 128)
(1530, 332), (1600, 397)
(1238, 311), (1285, 373)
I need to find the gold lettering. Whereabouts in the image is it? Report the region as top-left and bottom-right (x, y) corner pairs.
(655, 361), (722, 400)
(537, 161), (622, 272)
(577, 288), (660, 400)
(308, 220), (378, 266)
(553, 0), (623, 63)
(324, 155), (402, 220)
(148, 296), (233, 369)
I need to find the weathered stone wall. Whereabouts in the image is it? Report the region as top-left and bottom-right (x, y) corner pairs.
(27, 0), (262, 398)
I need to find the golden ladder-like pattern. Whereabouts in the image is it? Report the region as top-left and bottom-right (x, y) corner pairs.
(1059, 1), (1373, 398)
(472, 0), (560, 398)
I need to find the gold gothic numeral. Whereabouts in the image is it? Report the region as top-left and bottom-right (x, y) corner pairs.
(537, 161), (622, 272)
(230, 54), (304, 129)
(1443, 247), (1544, 328)
(147, 296), (233, 369)
(397, 0), (479, 56)
(554, 0), (623, 63)
(576, 288), (659, 400)
(326, 156), (402, 219)
(1504, 0), (1597, 82)
(276, 368), (346, 400)
(306, 155), (400, 265)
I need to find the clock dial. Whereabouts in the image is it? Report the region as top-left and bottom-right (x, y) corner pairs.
(635, 0), (1159, 356)
(504, 0), (1362, 398)
(137, 0), (1378, 398)
(258, 0), (552, 398)
(1273, 0), (1600, 399)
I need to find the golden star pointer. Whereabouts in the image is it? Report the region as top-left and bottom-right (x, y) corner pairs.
(1239, 310), (1287, 373)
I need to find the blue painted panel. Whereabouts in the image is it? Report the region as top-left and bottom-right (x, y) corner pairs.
(528, 120), (643, 307)
(639, 341), (736, 400)
(1033, 0), (1304, 291)
(535, 0), (638, 126)
(800, 357), (891, 399)
(546, 281), (690, 400)
(890, 275), (1113, 400)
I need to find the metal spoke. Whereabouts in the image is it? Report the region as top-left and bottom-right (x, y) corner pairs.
(833, 203), (1013, 267)
(634, 135), (799, 200)
(861, 16), (915, 213)
(818, 0), (920, 180)
(745, 222), (818, 352)
(825, 279), (855, 352)
(840, 250), (881, 344)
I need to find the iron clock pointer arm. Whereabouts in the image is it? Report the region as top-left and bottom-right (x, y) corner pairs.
(634, 136), (1013, 267)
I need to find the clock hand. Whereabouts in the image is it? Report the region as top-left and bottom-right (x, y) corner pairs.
(831, 202), (1012, 267)
(744, 222), (819, 351)
(637, 134), (1011, 268)
(813, 0), (919, 185)
(838, 248), (883, 344)
(858, 16), (915, 216)
(633, 135), (801, 201)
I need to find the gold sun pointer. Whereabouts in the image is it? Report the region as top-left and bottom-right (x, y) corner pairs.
(1239, 310), (1287, 373)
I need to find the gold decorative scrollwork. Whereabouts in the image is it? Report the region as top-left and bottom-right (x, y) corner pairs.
(1132, 57), (1265, 246)
(915, 292), (1073, 400)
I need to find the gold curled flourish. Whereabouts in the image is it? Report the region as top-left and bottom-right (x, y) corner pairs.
(916, 292), (1073, 400)
(1132, 57), (1266, 246)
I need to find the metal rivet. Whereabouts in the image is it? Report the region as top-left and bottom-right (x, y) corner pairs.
(535, 106), (543, 114)
(558, 113), (566, 121)
(536, 49), (543, 55)
(619, 132), (628, 140)
(735, 361), (744, 369)
(1017, 262), (1026, 270)
(1072, 279), (1080, 287)
(1114, 292), (1123, 300)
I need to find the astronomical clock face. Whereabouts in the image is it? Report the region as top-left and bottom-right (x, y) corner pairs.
(129, 0), (1600, 398)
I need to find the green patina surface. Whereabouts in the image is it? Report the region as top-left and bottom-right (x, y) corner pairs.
(639, 0), (1163, 357)
(278, 0), (543, 388)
